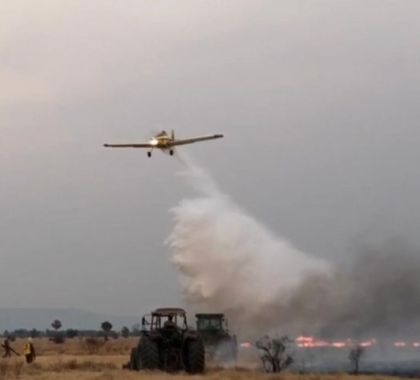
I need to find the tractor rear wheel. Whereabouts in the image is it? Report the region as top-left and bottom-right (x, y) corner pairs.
(129, 348), (139, 370)
(138, 336), (159, 370)
(185, 339), (205, 374)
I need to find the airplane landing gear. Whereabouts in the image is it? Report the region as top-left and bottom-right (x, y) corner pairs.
(169, 149), (174, 156)
(147, 151), (152, 158)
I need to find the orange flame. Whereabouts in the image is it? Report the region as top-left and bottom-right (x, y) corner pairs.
(241, 337), (420, 350)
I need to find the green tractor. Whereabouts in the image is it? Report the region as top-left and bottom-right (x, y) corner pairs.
(127, 308), (205, 374)
(195, 313), (238, 364)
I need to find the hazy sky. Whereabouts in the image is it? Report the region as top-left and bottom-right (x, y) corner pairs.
(1, 0), (420, 316)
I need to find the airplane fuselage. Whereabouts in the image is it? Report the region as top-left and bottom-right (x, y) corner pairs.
(151, 137), (172, 148)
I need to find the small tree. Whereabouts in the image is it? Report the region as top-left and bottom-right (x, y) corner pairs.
(101, 321), (113, 341)
(349, 345), (365, 374)
(51, 319), (64, 344)
(256, 335), (294, 373)
(121, 326), (130, 338)
(51, 320), (62, 331)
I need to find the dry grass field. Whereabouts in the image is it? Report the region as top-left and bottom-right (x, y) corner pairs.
(0, 338), (410, 380)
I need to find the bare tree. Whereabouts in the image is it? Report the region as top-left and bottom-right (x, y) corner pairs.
(255, 335), (293, 373)
(349, 345), (365, 374)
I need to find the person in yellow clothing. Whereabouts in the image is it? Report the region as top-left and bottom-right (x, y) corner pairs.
(23, 338), (36, 364)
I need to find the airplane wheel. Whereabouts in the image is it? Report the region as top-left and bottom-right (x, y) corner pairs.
(170, 150), (174, 156)
(147, 152), (151, 158)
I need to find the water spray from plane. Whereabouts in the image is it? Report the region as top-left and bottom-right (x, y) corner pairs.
(167, 153), (331, 335)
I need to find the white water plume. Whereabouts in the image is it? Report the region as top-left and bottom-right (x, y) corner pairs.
(167, 154), (331, 333)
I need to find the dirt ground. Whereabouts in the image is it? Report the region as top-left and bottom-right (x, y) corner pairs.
(0, 338), (409, 380)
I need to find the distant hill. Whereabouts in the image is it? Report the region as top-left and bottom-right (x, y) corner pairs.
(0, 308), (140, 331)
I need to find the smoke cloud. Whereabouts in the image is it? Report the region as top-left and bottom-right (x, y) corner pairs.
(286, 239), (420, 339)
(168, 156), (420, 339)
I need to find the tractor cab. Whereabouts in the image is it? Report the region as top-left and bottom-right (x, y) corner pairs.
(142, 308), (188, 332)
(196, 313), (229, 337)
(196, 313), (237, 363)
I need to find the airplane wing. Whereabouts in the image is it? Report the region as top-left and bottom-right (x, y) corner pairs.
(103, 143), (152, 148)
(171, 134), (224, 146)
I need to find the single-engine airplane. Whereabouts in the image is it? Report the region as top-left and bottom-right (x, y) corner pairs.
(104, 130), (223, 157)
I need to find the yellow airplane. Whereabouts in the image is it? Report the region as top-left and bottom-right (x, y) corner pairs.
(104, 130), (223, 157)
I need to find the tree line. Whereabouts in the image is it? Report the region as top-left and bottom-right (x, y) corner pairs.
(2, 320), (144, 342)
